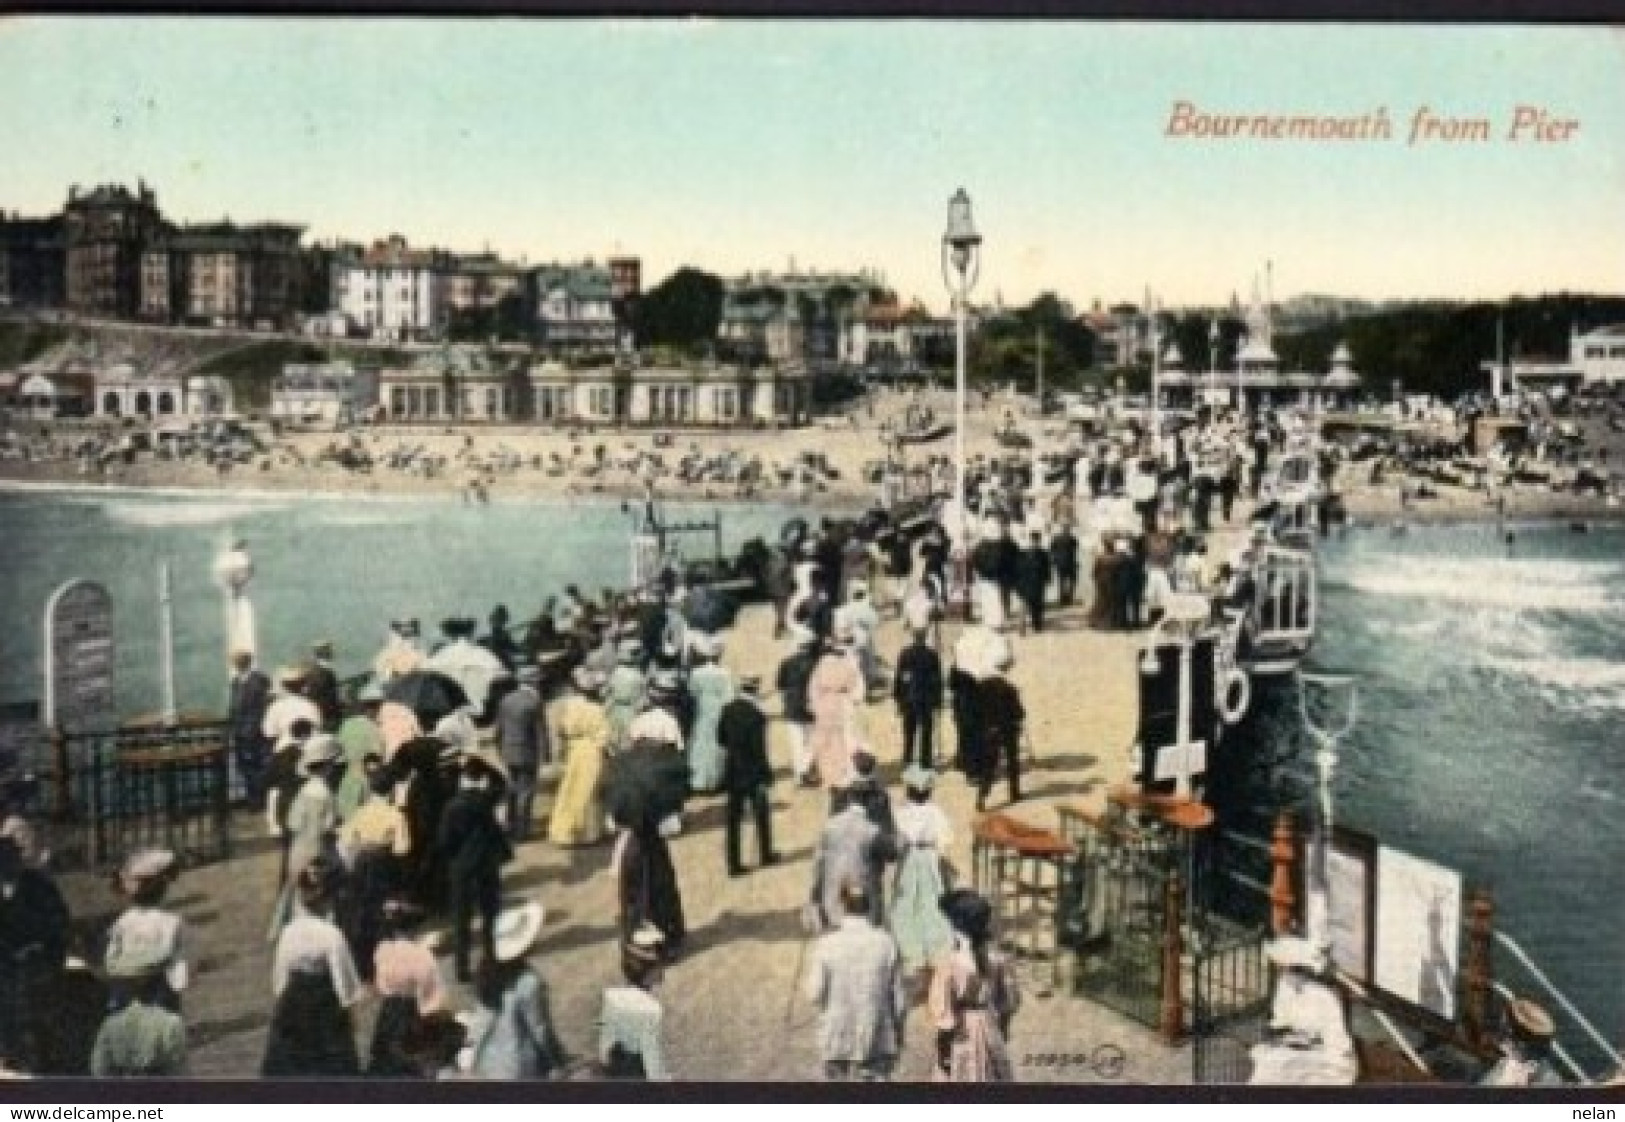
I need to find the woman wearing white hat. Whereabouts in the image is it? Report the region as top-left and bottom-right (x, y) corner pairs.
(267, 734), (344, 939)
(683, 635), (734, 795)
(465, 902), (567, 1080)
(548, 667), (611, 848)
(103, 848), (187, 1012)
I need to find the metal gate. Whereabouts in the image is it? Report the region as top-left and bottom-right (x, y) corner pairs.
(1190, 921), (1271, 1083)
(1068, 808), (1187, 1031)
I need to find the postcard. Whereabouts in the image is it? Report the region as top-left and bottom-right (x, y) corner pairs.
(0, 17), (1621, 1094)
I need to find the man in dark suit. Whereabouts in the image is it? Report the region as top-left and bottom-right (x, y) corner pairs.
(1050, 525), (1080, 606)
(0, 835), (69, 1071)
(717, 677), (778, 877)
(1016, 531), (1054, 633)
(305, 640), (342, 731)
(892, 627), (943, 770)
(226, 649), (273, 809)
(494, 664), (548, 842)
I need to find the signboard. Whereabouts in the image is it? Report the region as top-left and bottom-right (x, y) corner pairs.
(43, 578), (116, 733)
(1373, 844), (1463, 1022)
(1322, 827), (1378, 986)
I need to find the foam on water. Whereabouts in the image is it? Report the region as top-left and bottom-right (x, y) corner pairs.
(100, 498), (290, 527)
(1481, 654), (1625, 712)
(1343, 553), (1623, 613)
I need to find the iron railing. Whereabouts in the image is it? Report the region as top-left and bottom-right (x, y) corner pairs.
(5, 721), (232, 871)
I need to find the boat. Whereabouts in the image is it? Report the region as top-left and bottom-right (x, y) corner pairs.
(895, 421), (954, 446)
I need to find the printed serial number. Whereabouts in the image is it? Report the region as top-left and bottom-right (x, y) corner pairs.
(1020, 1045), (1127, 1078)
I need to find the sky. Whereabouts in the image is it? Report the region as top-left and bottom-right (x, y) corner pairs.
(1, 19), (1621, 313)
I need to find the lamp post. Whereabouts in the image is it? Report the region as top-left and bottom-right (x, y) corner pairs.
(213, 539), (256, 665)
(1149, 295), (1162, 459)
(1207, 318), (1220, 414)
(942, 188), (982, 613)
(1296, 671), (1359, 951)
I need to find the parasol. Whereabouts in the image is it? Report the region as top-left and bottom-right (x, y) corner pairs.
(382, 669), (470, 728)
(424, 639), (510, 718)
(602, 743), (691, 832)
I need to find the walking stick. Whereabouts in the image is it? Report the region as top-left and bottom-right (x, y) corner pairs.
(785, 918), (814, 1026)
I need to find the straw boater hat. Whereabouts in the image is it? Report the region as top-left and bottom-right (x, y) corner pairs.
(628, 708), (682, 747)
(492, 901), (546, 963)
(299, 734), (343, 775)
(118, 847), (177, 896)
(277, 664), (308, 688)
(1507, 997), (1556, 1042)
(624, 923), (666, 964)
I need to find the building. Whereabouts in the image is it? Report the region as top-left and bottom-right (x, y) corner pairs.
(139, 221), (305, 329)
(271, 361), (374, 428)
(0, 213), (67, 309)
(608, 257), (642, 302)
(719, 269), (891, 368)
(1158, 279), (1361, 411)
(93, 362), (187, 418)
(4, 371), (92, 418)
(529, 263), (619, 355)
(330, 236), (441, 341)
(1484, 324), (1625, 395)
(437, 252), (525, 324)
(528, 360), (810, 427)
(378, 347), (526, 423)
(64, 183), (166, 319)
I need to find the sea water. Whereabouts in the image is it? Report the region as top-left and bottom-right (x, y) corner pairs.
(1248, 520), (1624, 1075)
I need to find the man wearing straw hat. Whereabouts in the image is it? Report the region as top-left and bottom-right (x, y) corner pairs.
(1479, 996), (1565, 1086)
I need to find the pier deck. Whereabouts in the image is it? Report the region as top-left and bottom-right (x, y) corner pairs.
(56, 570), (1203, 1082)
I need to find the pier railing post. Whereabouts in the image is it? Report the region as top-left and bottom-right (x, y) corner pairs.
(1462, 887), (1495, 1052)
(49, 727), (71, 820)
(1160, 871), (1186, 1044)
(1269, 810), (1298, 935)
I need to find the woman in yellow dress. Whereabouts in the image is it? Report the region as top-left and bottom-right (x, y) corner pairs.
(548, 667), (611, 846)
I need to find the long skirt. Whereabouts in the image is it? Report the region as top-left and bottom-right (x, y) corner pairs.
(547, 742), (606, 846)
(339, 848), (403, 982)
(889, 848), (955, 972)
(618, 830), (685, 952)
(261, 969), (359, 1078)
(367, 994), (421, 1078)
